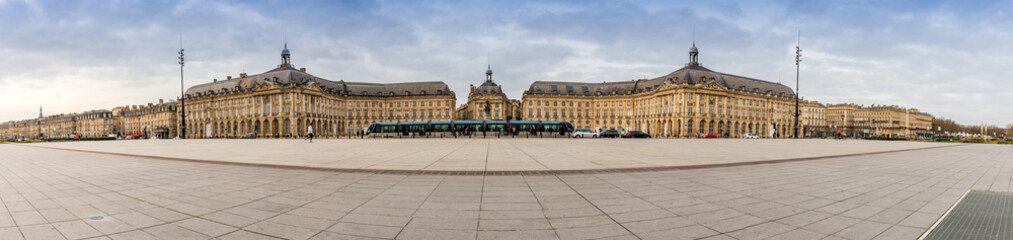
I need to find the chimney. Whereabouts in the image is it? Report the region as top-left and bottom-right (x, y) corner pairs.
(159, 99), (164, 104)
(227, 76), (232, 80)
(213, 79), (217, 82)
(299, 68), (306, 72)
(240, 73), (248, 78)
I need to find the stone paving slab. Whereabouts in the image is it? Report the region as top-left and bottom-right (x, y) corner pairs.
(24, 139), (953, 172)
(1, 142), (1011, 239)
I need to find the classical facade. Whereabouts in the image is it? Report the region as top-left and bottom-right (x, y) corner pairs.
(800, 99), (829, 137)
(522, 44), (800, 138)
(180, 44), (456, 138)
(826, 103), (932, 137)
(0, 107), (117, 140)
(75, 110), (116, 138)
(117, 99), (178, 138)
(457, 66), (518, 121)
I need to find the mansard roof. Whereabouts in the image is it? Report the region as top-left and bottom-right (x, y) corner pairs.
(527, 64), (795, 97)
(185, 67), (451, 98)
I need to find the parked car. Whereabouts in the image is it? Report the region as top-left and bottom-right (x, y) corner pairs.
(240, 133), (256, 139)
(698, 133), (717, 138)
(741, 133), (759, 139)
(599, 129), (620, 138)
(572, 128), (598, 138)
(622, 130), (652, 138)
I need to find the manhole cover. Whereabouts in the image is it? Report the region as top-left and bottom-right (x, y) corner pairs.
(921, 190), (1013, 240)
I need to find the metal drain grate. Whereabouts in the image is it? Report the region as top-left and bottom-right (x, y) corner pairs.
(921, 190), (1013, 240)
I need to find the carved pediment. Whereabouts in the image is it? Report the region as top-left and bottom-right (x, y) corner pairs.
(703, 81), (726, 91)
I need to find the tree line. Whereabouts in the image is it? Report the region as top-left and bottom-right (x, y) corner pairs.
(932, 117), (1010, 138)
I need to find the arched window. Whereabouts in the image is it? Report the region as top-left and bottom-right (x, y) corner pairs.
(404, 91), (410, 96)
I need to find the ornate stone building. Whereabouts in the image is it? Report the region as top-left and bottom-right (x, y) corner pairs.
(800, 99), (828, 137)
(826, 103), (932, 137)
(75, 110), (116, 138)
(522, 44), (800, 138)
(117, 99), (178, 138)
(180, 44), (456, 138)
(0, 107), (117, 139)
(457, 66), (518, 121)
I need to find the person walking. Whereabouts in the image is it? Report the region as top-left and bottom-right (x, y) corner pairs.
(306, 125), (314, 143)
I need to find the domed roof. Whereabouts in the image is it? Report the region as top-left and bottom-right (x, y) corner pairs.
(690, 42), (698, 53)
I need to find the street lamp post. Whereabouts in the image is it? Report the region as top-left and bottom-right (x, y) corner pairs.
(794, 31), (802, 139)
(178, 34), (186, 139)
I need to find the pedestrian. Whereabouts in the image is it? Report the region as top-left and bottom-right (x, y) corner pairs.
(306, 125), (314, 143)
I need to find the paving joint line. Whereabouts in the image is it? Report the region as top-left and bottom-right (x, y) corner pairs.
(553, 174), (641, 239)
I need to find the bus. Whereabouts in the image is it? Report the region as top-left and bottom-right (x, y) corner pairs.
(365, 120), (574, 138)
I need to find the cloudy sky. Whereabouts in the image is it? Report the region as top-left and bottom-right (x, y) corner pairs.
(1, 0), (1010, 126)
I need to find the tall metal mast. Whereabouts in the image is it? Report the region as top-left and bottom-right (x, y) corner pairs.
(179, 34), (186, 139)
(794, 31), (802, 139)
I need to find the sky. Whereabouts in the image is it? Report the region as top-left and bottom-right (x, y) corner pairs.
(0, 0), (1011, 126)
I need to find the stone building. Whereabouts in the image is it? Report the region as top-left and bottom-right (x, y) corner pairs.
(800, 99), (828, 137)
(118, 99), (177, 138)
(522, 44), (799, 138)
(180, 44), (455, 138)
(457, 65), (518, 121)
(0, 119), (38, 140)
(75, 110), (116, 138)
(826, 103), (932, 137)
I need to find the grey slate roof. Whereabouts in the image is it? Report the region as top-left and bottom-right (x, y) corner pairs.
(185, 66), (451, 98)
(527, 65), (795, 97)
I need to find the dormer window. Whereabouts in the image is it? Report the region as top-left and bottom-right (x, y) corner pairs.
(361, 91), (368, 96)
(404, 91), (410, 96)
(377, 92), (382, 96)
(420, 90), (426, 95)
(436, 90), (443, 95)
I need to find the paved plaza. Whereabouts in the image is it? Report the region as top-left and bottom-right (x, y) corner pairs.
(0, 140), (1010, 240)
(28, 139), (949, 172)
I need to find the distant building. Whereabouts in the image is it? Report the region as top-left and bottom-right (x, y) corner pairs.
(457, 65), (519, 121)
(117, 99), (177, 139)
(826, 103), (932, 137)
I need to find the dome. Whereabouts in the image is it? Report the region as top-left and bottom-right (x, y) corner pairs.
(690, 43), (698, 53)
(282, 48), (290, 55)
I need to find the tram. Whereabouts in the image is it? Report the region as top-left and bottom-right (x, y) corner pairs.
(365, 120), (574, 138)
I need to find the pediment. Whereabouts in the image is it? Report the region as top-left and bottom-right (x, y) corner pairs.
(703, 81), (727, 91)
